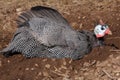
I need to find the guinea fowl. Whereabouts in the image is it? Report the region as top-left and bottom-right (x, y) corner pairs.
(1, 6), (112, 60)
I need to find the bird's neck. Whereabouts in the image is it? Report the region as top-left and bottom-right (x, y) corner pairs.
(94, 34), (105, 47)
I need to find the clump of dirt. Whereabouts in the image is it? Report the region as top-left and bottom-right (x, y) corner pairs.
(0, 0), (120, 80)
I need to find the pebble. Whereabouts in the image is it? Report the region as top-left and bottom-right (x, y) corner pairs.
(109, 54), (114, 58)
(116, 56), (120, 60)
(68, 59), (72, 64)
(96, 60), (109, 67)
(38, 72), (42, 76)
(117, 24), (119, 26)
(43, 72), (49, 77)
(75, 76), (84, 80)
(63, 61), (66, 66)
(16, 8), (23, 15)
(84, 72), (89, 76)
(25, 68), (29, 70)
(42, 59), (47, 62)
(45, 64), (51, 69)
(16, 8), (22, 12)
(63, 12), (70, 15)
(71, 22), (77, 27)
(78, 16), (81, 19)
(31, 68), (35, 70)
(78, 77), (84, 80)
(118, 78), (120, 80)
(82, 16), (86, 19)
(63, 77), (70, 80)
(35, 64), (39, 67)
(83, 62), (90, 67)
(115, 73), (120, 76)
(107, 63), (112, 67)
(112, 65), (117, 69)
(117, 18), (120, 20)
(7, 60), (10, 63)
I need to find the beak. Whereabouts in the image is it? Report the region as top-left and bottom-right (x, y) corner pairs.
(105, 28), (112, 35)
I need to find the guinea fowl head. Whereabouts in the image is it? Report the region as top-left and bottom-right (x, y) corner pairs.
(94, 19), (112, 38)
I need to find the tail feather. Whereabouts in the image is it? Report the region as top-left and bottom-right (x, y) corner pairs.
(16, 11), (33, 27)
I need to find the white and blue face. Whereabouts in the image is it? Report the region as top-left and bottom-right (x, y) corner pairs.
(94, 24), (112, 38)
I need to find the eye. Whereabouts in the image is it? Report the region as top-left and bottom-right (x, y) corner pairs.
(101, 26), (105, 30)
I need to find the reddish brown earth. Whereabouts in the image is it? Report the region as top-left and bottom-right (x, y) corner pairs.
(0, 0), (120, 80)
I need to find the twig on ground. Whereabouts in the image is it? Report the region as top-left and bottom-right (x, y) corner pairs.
(89, 60), (97, 66)
(52, 71), (69, 78)
(110, 49), (120, 52)
(102, 69), (117, 80)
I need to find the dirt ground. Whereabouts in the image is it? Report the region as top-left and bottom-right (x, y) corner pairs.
(0, 0), (120, 80)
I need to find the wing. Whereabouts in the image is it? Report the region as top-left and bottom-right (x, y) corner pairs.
(16, 6), (70, 28)
(16, 6), (71, 46)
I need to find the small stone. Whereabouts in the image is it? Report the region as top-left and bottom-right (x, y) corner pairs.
(16, 8), (22, 12)
(112, 65), (117, 69)
(38, 72), (42, 76)
(68, 59), (72, 64)
(83, 62), (90, 67)
(84, 72), (89, 76)
(96, 60), (108, 67)
(31, 68), (35, 70)
(78, 77), (84, 80)
(115, 73), (120, 76)
(35, 64), (39, 67)
(78, 16), (81, 19)
(16, 8), (23, 15)
(45, 64), (51, 69)
(107, 63), (112, 67)
(71, 22), (77, 27)
(116, 56), (120, 60)
(63, 61), (66, 66)
(63, 12), (70, 15)
(43, 72), (49, 77)
(117, 24), (119, 26)
(42, 59), (47, 62)
(109, 54), (114, 58)
(25, 68), (29, 70)
(82, 16), (86, 19)
(118, 78), (120, 80)
(63, 77), (70, 80)
(117, 18), (120, 20)
(17, 79), (21, 80)
(7, 60), (10, 63)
